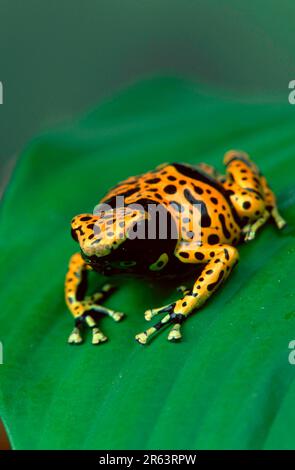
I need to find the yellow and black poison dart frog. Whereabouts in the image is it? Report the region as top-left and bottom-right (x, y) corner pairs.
(65, 150), (286, 345)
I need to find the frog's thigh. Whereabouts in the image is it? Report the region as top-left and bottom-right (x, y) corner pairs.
(223, 150), (286, 235)
(174, 242), (239, 317)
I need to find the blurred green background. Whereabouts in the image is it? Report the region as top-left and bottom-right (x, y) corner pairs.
(1, 0), (295, 188)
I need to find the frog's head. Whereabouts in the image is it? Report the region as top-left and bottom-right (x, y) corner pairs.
(71, 202), (178, 275)
(71, 206), (150, 273)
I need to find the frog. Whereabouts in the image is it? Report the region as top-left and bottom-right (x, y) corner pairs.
(65, 150), (286, 345)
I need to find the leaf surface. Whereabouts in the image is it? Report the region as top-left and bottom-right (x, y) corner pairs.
(0, 77), (294, 449)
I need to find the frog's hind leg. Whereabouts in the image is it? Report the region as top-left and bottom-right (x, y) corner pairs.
(135, 243), (239, 345)
(223, 150), (286, 241)
(260, 174), (287, 230)
(65, 253), (124, 345)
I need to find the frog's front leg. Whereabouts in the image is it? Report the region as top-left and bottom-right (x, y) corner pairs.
(135, 243), (239, 344)
(65, 253), (124, 345)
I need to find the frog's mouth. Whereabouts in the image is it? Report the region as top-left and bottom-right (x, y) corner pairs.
(81, 251), (135, 276)
(80, 253), (110, 276)
(82, 238), (122, 258)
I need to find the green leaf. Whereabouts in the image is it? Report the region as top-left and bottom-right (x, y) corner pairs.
(0, 77), (294, 450)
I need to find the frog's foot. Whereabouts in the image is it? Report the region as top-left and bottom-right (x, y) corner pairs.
(243, 210), (270, 242)
(135, 314), (172, 344)
(68, 326), (83, 345)
(92, 327), (108, 345)
(68, 290), (124, 345)
(145, 286), (190, 322)
(271, 207), (287, 230)
(242, 206), (287, 242)
(136, 306), (186, 345)
(87, 284), (125, 322)
(68, 313), (109, 345)
(167, 323), (182, 342)
(243, 225), (256, 242)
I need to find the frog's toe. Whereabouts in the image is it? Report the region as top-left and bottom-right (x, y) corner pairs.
(136, 313), (173, 345)
(144, 309), (153, 321)
(276, 216), (287, 230)
(271, 207), (287, 230)
(135, 332), (148, 345)
(68, 327), (83, 345)
(244, 230), (256, 242)
(85, 313), (111, 344)
(167, 323), (182, 342)
(112, 311), (125, 322)
(92, 327), (108, 345)
(144, 303), (173, 321)
(90, 304), (125, 323)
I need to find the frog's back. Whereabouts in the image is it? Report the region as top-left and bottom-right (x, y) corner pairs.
(101, 162), (242, 246)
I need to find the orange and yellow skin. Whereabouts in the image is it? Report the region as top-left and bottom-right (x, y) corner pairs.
(65, 150), (286, 345)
